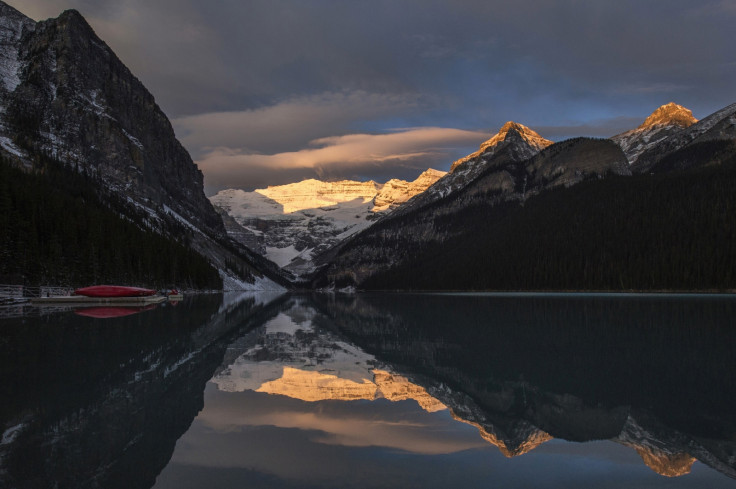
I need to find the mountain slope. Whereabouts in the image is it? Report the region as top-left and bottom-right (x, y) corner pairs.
(0, 3), (285, 289)
(390, 122), (552, 218)
(313, 137), (630, 288)
(611, 102), (697, 165)
(364, 142), (736, 291)
(210, 169), (445, 276)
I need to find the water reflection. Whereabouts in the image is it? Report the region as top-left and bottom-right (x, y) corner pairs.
(154, 294), (736, 488)
(0, 293), (288, 489)
(212, 302), (445, 411)
(312, 293), (736, 479)
(74, 304), (159, 318)
(1, 293), (735, 488)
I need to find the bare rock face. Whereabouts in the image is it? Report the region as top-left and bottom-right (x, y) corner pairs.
(611, 103), (698, 165)
(0, 3), (34, 95)
(639, 102), (698, 129)
(525, 137), (630, 190)
(0, 7), (223, 237)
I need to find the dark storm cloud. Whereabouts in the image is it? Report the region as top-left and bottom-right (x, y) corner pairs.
(9, 0), (736, 189)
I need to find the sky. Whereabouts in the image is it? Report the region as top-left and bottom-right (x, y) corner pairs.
(8, 0), (736, 194)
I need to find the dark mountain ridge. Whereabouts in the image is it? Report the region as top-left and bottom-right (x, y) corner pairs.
(0, 3), (287, 289)
(310, 100), (736, 291)
(312, 136), (631, 288)
(364, 142), (736, 291)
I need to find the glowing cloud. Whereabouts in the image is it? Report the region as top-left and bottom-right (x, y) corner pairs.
(197, 126), (486, 193)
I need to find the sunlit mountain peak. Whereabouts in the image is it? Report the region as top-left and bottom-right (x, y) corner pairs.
(639, 102), (697, 130)
(450, 121), (552, 172)
(611, 102), (698, 165)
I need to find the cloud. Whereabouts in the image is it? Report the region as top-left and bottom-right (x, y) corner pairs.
(173, 90), (426, 157)
(7, 0), (735, 189)
(198, 127), (486, 194)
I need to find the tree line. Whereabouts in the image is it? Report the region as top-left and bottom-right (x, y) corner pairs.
(364, 140), (736, 291)
(0, 154), (222, 289)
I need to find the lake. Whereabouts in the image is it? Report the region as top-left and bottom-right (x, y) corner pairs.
(1, 292), (735, 488)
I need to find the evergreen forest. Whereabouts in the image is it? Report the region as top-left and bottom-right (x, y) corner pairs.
(364, 141), (736, 291)
(0, 155), (222, 289)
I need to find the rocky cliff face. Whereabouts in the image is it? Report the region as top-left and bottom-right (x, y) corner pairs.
(0, 3), (284, 289)
(611, 102), (698, 165)
(210, 169), (445, 276)
(1, 6), (221, 236)
(0, 3), (33, 97)
(525, 137), (630, 190)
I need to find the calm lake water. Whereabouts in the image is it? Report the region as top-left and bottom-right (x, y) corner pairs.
(1, 292), (735, 488)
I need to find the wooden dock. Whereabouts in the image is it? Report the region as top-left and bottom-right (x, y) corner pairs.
(31, 295), (167, 305)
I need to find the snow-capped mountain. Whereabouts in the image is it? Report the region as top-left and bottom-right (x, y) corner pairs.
(611, 102), (698, 165)
(0, 2), (285, 290)
(210, 169), (445, 275)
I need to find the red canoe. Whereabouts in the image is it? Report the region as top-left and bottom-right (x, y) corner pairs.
(73, 285), (157, 298)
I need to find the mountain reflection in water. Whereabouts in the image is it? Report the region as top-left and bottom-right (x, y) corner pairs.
(1, 293), (735, 488)
(155, 293), (736, 489)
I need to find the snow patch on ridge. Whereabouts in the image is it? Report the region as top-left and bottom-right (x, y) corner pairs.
(0, 135), (24, 158)
(266, 245), (302, 268)
(219, 269), (286, 292)
(0, 7), (34, 92)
